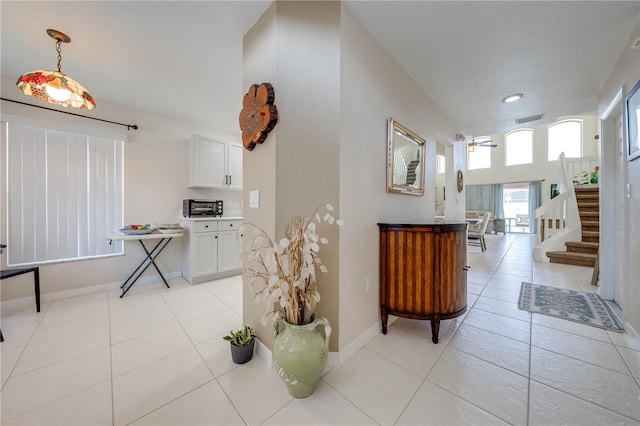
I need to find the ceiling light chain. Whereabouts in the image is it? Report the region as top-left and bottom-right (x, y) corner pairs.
(55, 38), (63, 73)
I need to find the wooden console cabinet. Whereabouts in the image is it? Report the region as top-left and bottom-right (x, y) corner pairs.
(378, 222), (468, 343)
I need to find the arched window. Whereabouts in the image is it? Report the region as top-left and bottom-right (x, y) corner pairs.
(548, 120), (582, 160)
(505, 129), (533, 165)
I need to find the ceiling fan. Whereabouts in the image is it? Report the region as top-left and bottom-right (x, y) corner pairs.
(467, 136), (497, 152)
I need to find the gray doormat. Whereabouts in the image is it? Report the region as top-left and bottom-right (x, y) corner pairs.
(518, 282), (624, 332)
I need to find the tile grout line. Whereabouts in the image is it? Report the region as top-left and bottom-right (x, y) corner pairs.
(145, 279), (248, 425)
(199, 277), (265, 425)
(9, 292), (118, 421)
(526, 311), (533, 426)
(107, 290), (116, 426)
(114, 282), (217, 425)
(2, 301), (51, 383)
(389, 323), (462, 425)
(390, 234), (522, 425)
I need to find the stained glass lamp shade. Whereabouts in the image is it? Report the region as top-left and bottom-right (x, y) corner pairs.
(16, 29), (95, 110)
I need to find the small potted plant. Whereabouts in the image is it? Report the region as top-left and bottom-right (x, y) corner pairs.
(223, 326), (256, 364)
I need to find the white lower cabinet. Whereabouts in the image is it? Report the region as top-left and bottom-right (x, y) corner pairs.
(195, 232), (218, 276)
(217, 219), (243, 272)
(182, 219), (242, 284)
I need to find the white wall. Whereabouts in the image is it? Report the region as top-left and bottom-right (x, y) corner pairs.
(241, 1), (342, 350)
(466, 115), (599, 205)
(240, 3), (463, 354)
(1, 74), (242, 302)
(339, 5), (462, 351)
(598, 26), (640, 335)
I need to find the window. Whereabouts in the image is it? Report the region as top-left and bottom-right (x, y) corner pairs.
(436, 154), (446, 174)
(505, 129), (533, 165)
(3, 121), (124, 266)
(548, 119), (582, 160)
(467, 137), (491, 170)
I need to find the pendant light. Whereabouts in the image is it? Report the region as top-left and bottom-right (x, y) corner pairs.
(17, 29), (95, 110)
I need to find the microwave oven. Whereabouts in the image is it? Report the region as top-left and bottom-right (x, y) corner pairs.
(183, 199), (223, 217)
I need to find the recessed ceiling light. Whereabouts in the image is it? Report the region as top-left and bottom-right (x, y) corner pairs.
(502, 93), (523, 103)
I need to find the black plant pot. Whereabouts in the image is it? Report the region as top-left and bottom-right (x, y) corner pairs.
(230, 340), (255, 364)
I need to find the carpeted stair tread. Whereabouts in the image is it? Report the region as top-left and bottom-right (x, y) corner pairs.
(576, 195), (600, 203)
(547, 250), (597, 267)
(582, 221), (600, 232)
(574, 185), (599, 193)
(581, 231), (599, 243)
(580, 218), (599, 225)
(577, 202), (599, 209)
(565, 241), (599, 254)
(579, 211), (599, 217)
(542, 183), (599, 267)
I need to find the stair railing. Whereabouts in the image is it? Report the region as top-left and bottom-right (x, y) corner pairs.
(535, 188), (580, 243)
(564, 155), (599, 185)
(533, 153), (584, 261)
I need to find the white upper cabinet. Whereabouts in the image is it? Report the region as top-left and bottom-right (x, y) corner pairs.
(226, 142), (243, 190)
(188, 135), (242, 190)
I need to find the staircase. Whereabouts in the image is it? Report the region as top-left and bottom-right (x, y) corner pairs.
(546, 185), (599, 267)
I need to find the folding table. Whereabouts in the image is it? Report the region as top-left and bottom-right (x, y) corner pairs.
(108, 231), (184, 298)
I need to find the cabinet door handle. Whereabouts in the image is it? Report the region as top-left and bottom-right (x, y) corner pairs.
(463, 266), (471, 271)
(228, 175), (231, 186)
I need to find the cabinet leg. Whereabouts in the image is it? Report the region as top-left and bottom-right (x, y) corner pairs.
(381, 311), (388, 335)
(431, 317), (440, 344)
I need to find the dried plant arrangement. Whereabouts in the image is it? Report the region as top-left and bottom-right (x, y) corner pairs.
(239, 204), (342, 326)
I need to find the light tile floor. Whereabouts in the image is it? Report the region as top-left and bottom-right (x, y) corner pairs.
(1, 234), (639, 425)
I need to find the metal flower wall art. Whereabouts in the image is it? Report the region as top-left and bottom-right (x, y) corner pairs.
(239, 82), (278, 151)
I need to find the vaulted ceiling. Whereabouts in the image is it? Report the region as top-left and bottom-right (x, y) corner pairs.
(2, 1), (638, 137)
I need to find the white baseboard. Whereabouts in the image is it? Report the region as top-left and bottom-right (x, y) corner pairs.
(254, 338), (273, 368)
(333, 319), (386, 367)
(0, 271), (183, 311)
(622, 320), (639, 341)
(254, 318), (388, 374)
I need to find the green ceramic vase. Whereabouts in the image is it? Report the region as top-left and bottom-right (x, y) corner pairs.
(273, 316), (331, 398)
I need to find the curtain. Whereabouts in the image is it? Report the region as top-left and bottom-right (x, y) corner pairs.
(466, 184), (492, 212)
(492, 184), (504, 219)
(466, 183), (504, 218)
(528, 180), (542, 233)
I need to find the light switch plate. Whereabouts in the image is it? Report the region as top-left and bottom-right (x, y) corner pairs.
(250, 190), (260, 208)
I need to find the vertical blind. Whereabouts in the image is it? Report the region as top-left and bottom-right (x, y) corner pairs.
(466, 183), (503, 215)
(4, 122), (124, 265)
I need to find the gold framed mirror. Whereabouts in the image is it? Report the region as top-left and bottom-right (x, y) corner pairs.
(386, 117), (426, 196)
